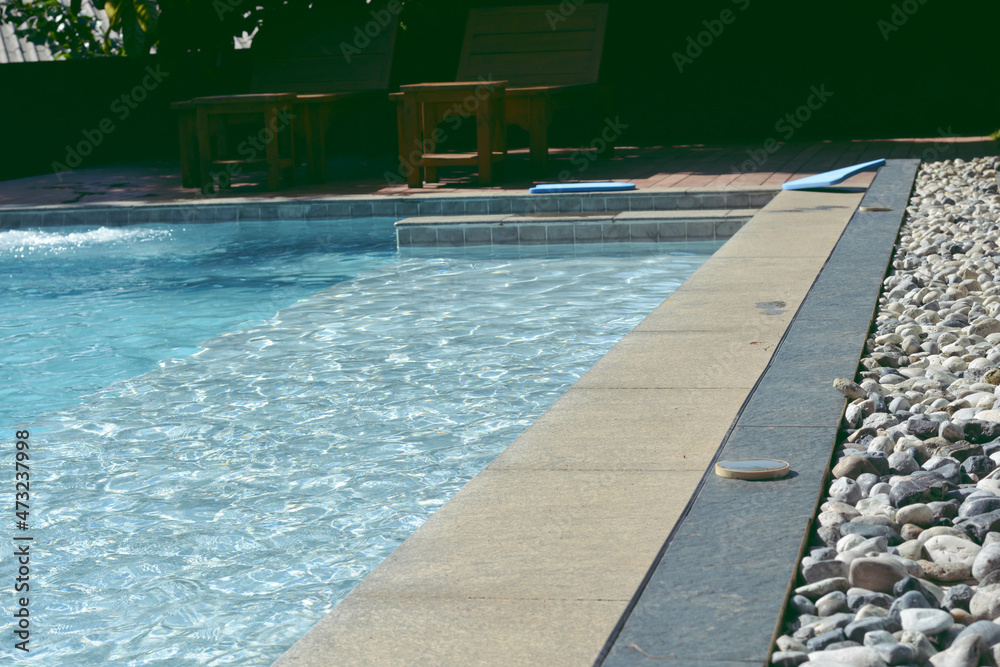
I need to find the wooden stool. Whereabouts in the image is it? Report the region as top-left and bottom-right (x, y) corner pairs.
(394, 81), (508, 187)
(172, 95), (339, 190)
(189, 94), (298, 192)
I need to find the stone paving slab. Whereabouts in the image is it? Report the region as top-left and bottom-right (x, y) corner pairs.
(273, 167), (880, 666)
(597, 159), (920, 667)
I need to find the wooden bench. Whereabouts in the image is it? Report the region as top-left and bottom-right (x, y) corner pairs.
(396, 81), (509, 187)
(392, 3), (611, 185)
(173, 10), (398, 191)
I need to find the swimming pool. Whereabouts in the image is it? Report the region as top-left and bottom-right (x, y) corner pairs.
(0, 219), (719, 664)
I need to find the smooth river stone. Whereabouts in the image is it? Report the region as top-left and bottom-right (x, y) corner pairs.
(796, 577), (851, 600)
(956, 508), (1000, 541)
(830, 477), (864, 505)
(972, 543), (1000, 581)
(840, 523), (902, 545)
(900, 629), (937, 662)
(970, 584), (1000, 620)
(918, 526), (974, 543)
(807, 646), (888, 667)
(955, 620), (1000, 648)
(971, 318), (1000, 338)
(917, 559), (972, 582)
(897, 539), (924, 561)
(804, 559), (850, 584)
(835, 378), (868, 400)
(872, 641), (916, 665)
(943, 584), (975, 611)
(771, 651), (808, 667)
(834, 455), (881, 480)
(849, 557), (908, 593)
(928, 632), (984, 667)
(923, 534), (982, 566)
(900, 607), (953, 635)
(896, 503), (934, 527)
(977, 410), (1000, 423)
(935, 440), (984, 462)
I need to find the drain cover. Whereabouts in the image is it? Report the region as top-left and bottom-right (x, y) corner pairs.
(715, 458), (790, 480)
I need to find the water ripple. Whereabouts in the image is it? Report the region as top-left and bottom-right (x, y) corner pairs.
(1, 243), (716, 664)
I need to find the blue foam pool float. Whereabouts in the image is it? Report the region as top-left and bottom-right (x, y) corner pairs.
(782, 159), (886, 190)
(529, 182), (636, 194)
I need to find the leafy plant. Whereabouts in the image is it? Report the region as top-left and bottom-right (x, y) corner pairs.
(1, 0), (159, 58)
(104, 0), (158, 57)
(1, 0), (116, 58)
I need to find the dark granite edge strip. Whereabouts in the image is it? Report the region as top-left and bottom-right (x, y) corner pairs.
(0, 189), (779, 229)
(594, 159), (921, 666)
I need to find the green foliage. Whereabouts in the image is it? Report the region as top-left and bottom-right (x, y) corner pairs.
(2, 0), (394, 59)
(1, 0), (159, 58)
(104, 0), (158, 57)
(1, 0), (117, 58)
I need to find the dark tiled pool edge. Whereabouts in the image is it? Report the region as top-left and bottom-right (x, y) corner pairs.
(395, 210), (755, 247)
(0, 188), (777, 228)
(596, 159), (921, 666)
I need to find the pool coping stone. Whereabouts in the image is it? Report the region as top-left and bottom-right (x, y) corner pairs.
(597, 159), (920, 666)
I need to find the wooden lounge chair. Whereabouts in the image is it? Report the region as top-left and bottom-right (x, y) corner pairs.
(173, 10), (398, 191)
(392, 3), (611, 186)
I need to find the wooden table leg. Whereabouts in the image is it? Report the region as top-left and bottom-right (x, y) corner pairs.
(195, 106), (213, 193)
(422, 102), (439, 183)
(264, 105), (281, 191)
(283, 103), (296, 187)
(529, 97), (549, 177)
(302, 103), (317, 183)
(493, 96), (508, 182)
(597, 86), (616, 159)
(303, 103), (327, 184)
(476, 94), (495, 186)
(315, 106), (328, 183)
(395, 99), (408, 180)
(402, 93), (423, 188)
(177, 110), (199, 188)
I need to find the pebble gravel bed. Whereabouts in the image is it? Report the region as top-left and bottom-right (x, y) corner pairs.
(775, 157), (1000, 667)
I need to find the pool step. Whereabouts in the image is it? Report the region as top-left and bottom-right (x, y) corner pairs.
(395, 209), (759, 247)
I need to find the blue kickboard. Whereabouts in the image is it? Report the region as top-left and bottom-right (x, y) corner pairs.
(781, 158), (886, 190)
(529, 182), (636, 194)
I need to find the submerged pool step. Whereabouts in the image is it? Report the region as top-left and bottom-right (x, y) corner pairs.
(395, 209), (759, 247)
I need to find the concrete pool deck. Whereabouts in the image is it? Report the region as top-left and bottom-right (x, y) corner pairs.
(272, 160), (920, 666)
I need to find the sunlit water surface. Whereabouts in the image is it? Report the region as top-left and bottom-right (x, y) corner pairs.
(0, 219), (719, 664)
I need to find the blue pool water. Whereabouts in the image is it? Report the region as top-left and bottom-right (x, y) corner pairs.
(0, 219), (719, 665)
